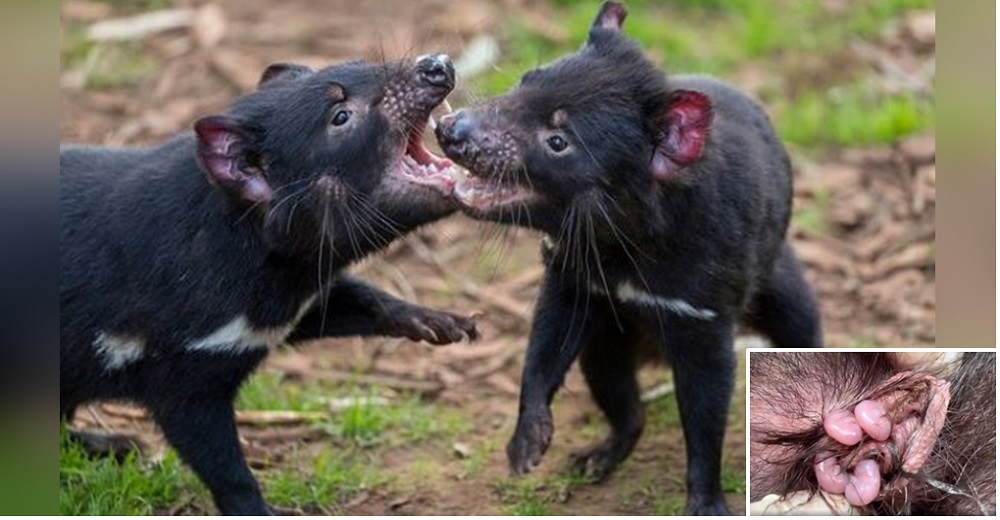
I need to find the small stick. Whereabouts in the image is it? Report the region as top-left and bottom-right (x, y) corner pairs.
(235, 410), (328, 426)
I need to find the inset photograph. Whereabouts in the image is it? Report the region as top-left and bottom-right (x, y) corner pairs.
(748, 350), (996, 515)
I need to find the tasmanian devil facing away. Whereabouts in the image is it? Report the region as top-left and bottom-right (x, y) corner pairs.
(435, 1), (821, 514)
(61, 54), (475, 515)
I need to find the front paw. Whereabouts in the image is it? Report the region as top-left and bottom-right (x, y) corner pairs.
(391, 305), (479, 345)
(506, 408), (554, 475)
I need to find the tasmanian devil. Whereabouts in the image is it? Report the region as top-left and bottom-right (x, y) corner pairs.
(60, 54), (474, 515)
(434, 1), (822, 514)
(749, 351), (996, 515)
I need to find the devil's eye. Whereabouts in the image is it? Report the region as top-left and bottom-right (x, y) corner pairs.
(546, 135), (568, 153)
(332, 110), (351, 126)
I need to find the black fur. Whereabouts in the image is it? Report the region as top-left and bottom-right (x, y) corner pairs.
(61, 55), (476, 515)
(436, 2), (821, 515)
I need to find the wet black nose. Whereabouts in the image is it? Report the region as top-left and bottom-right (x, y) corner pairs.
(435, 110), (473, 158)
(416, 53), (455, 89)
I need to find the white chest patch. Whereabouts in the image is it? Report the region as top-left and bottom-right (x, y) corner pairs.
(93, 332), (145, 370)
(186, 295), (317, 354)
(590, 280), (716, 320)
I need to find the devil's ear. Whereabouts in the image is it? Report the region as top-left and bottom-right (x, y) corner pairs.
(258, 62), (314, 89)
(591, 1), (627, 33)
(193, 116), (272, 204)
(650, 90), (713, 182)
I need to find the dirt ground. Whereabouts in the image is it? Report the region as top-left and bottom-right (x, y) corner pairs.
(60, 0), (936, 515)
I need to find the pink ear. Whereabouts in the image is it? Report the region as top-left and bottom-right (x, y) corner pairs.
(593, 1), (627, 31)
(651, 90), (713, 182)
(194, 116), (272, 204)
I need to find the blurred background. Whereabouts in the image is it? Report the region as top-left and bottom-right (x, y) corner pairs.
(59, 0), (936, 515)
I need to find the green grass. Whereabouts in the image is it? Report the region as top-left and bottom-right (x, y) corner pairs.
(506, 499), (551, 516)
(625, 475), (686, 515)
(59, 26), (156, 91)
(59, 428), (203, 515)
(61, 370), (473, 514)
(791, 187), (832, 233)
(237, 371), (331, 413)
(850, 0), (936, 37)
(365, 393), (471, 447)
(848, 338), (880, 348)
(471, 0), (935, 150)
(262, 447), (383, 514)
(95, 0), (171, 11)
(653, 493), (686, 515)
(775, 83), (935, 148)
(493, 473), (592, 515)
(495, 478), (552, 516)
(459, 442), (492, 479)
(647, 393), (682, 430)
(238, 370), (470, 446)
(721, 463), (746, 494)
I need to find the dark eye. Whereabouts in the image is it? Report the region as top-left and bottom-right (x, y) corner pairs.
(546, 135), (568, 153)
(332, 110), (351, 126)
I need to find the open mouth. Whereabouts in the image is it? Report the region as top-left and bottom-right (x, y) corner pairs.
(394, 102), (461, 196)
(393, 102), (537, 212)
(451, 172), (537, 213)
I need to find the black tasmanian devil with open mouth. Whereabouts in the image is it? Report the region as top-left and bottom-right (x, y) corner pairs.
(61, 53), (474, 515)
(435, 2), (822, 515)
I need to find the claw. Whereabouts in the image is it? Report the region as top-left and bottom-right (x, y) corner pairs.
(411, 317), (440, 343)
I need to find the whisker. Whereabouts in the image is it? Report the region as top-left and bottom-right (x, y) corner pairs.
(266, 185), (312, 228)
(347, 194), (390, 254)
(316, 198), (331, 334)
(583, 197), (622, 330)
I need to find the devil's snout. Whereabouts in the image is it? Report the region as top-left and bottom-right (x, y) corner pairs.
(436, 111), (474, 158)
(416, 54), (455, 90)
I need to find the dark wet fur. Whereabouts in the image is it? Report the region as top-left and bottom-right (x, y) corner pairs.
(60, 56), (475, 515)
(436, 2), (821, 515)
(750, 352), (996, 515)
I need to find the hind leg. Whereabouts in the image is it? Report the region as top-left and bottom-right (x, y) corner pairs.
(569, 326), (644, 482)
(149, 394), (270, 515)
(746, 241), (823, 348)
(659, 312), (736, 515)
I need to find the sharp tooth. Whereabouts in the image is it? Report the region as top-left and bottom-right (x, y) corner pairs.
(442, 99), (453, 114)
(427, 114), (437, 130)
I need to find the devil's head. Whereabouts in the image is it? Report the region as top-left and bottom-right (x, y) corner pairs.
(436, 1), (713, 233)
(193, 54), (460, 261)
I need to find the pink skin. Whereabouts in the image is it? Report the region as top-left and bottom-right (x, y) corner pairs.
(815, 454), (882, 506)
(815, 397), (894, 506)
(823, 409), (862, 446)
(823, 400), (891, 445)
(814, 374), (952, 507)
(844, 459), (881, 506)
(854, 400), (892, 441)
(813, 452), (849, 493)
(900, 379), (950, 473)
